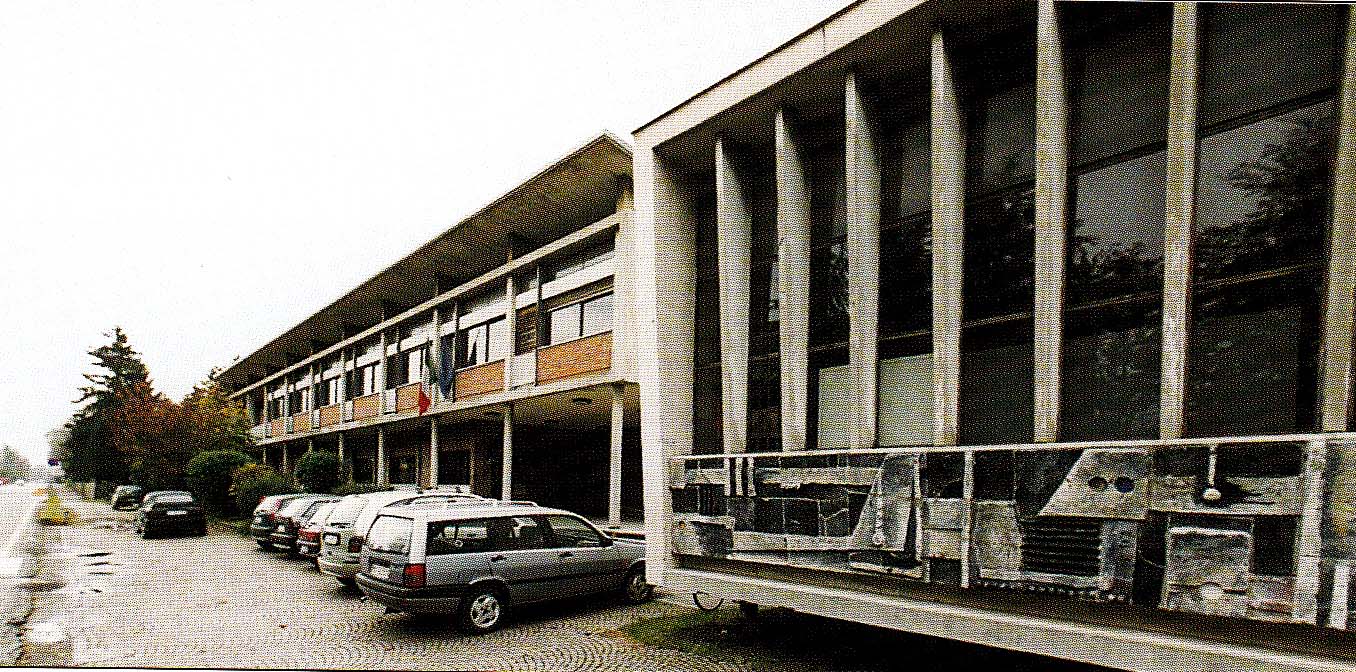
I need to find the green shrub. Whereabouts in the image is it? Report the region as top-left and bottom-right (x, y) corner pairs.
(332, 481), (392, 496)
(231, 463), (292, 513)
(185, 450), (252, 513)
(293, 450), (340, 493)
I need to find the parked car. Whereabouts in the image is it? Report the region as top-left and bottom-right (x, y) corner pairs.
(318, 490), (485, 587)
(269, 495), (341, 554)
(297, 501), (340, 566)
(133, 491), (206, 538)
(110, 485), (144, 510)
(250, 493), (306, 549)
(356, 503), (649, 633)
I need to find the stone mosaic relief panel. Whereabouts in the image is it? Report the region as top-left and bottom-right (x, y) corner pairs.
(670, 440), (1356, 630)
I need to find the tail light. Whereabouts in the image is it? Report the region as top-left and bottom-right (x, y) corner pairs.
(348, 536), (363, 553)
(403, 563), (426, 588)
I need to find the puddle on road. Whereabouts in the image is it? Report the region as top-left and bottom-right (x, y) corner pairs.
(78, 552), (110, 559)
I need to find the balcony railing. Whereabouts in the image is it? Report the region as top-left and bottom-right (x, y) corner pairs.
(667, 432), (1355, 631)
(352, 393), (380, 421)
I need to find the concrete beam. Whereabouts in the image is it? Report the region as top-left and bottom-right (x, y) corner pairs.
(1320, 8), (1356, 432)
(931, 28), (966, 447)
(1159, 3), (1201, 440)
(1033, 0), (1070, 443)
(846, 71), (881, 451)
(776, 107), (812, 453)
(716, 136), (752, 454)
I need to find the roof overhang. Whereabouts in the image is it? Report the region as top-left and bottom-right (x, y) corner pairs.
(218, 131), (633, 392)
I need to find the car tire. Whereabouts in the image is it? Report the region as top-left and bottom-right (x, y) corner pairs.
(256, 540), (272, 550)
(338, 577), (358, 589)
(141, 525), (155, 539)
(458, 585), (506, 634)
(622, 566), (653, 604)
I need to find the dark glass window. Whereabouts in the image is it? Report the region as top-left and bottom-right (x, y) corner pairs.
(693, 180), (723, 455)
(748, 356), (781, 453)
(959, 29), (1036, 446)
(809, 122), (848, 347)
(693, 365), (723, 455)
(1199, 4), (1341, 130)
(427, 519), (490, 555)
(1186, 101), (1335, 438)
(456, 318), (506, 368)
(1060, 6), (1170, 442)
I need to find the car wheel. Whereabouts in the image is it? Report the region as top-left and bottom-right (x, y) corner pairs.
(256, 540), (272, 550)
(141, 525), (154, 539)
(338, 577), (358, 589)
(622, 566), (653, 604)
(459, 586), (506, 634)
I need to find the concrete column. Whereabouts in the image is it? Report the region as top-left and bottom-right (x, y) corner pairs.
(931, 28), (966, 447)
(501, 403), (514, 499)
(376, 427), (388, 486)
(1033, 0), (1070, 443)
(431, 306), (443, 403)
(846, 71), (882, 452)
(261, 445), (268, 469)
(262, 385), (270, 423)
(429, 420), (440, 488)
(338, 348), (348, 403)
(1159, 3), (1200, 440)
(337, 432), (346, 479)
(281, 443), (290, 475)
(377, 330), (389, 413)
(716, 136), (751, 454)
(609, 382), (625, 527)
(504, 274), (516, 389)
(306, 438), (314, 453)
(776, 107), (812, 453)
(1320, 10), (1356, 432)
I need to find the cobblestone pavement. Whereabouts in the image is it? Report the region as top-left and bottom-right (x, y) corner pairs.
(26, 496), (748, 671)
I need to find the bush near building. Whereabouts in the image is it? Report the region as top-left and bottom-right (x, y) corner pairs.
(185, 449), (252, 513)
(231, 463), (291, 513)
(333, 481), (391, 496)
(293, 451), (340, 493)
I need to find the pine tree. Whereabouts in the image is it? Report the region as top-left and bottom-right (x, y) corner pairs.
(59, 327), (153, 488)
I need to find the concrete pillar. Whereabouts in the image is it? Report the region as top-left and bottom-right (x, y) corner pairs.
(338, 348), (348, 403)
(932, 29), (966, 447)
(1320, 9), (1356, 432)
(429, 420), (439, 488)
(501, 403), (514, 499)
(716, 136), (751, 454)
(1159, 3), (1200, 440)
(337, 432), (346, 479)
(776, 107), (812, 453)
(504, 273), (516, 389)
(261, 445), (268, 469)
(306, 438), (314, 453)
(281, 443), (290, 475)
(377, 330), (389, 413)
(1033, 0), (1070, 443)
(609, 382), (625, 527)
(376, 427), (388, 486)
(846, 71), (881, 452)
(432, 306), (443, 403)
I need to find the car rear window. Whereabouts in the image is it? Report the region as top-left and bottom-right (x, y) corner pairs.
(154, 493), (194, 505)
(328, 497), (366, 525)
(427, 519), (490, 555)
(308, 503), (337, 524)
(367, 516), (413, 554)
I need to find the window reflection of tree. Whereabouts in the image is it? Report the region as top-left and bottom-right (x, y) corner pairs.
(1186, 103), (1334, 437)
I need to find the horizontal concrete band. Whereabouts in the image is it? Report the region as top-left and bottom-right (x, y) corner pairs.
(662, 568), (1354, 672)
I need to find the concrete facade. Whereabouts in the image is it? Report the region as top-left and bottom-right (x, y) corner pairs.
(635, 1), (1356, 670)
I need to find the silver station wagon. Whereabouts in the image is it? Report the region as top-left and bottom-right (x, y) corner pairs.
(355, 503), (650, 633)
(318, 490), (485, 587)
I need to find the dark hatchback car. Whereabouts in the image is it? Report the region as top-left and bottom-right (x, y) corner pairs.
(133, 491), (206, 538)
(110, 485), (144, 510)
(250, 493), (305, 549)
(269, 495), (341, 554)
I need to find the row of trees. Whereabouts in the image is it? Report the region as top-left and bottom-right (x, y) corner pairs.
(0, 445), (32, 481)
(53, 328), (386, 514)
(52, 328), (257, 498)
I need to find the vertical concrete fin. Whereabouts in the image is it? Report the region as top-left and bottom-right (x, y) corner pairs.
(502, 403), (514, 499)
(429, 419), (439, 489)
(716, 136), (752, 454)
(1033, 0), (1070, 443)
(1320, 9), (1356, 432)
(1160, 2), (1200, 440)
(376, 427), (388, 486)
(776, 107), (812, 453)
(931, 29), (966, 447)
(609, 382), (625, 527)
(846, 71), (882, 451)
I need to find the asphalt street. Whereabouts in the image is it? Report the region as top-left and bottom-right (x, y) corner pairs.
(0, 483), (44, 663)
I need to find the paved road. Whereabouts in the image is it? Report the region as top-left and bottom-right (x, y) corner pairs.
(0, 483), (45, 663)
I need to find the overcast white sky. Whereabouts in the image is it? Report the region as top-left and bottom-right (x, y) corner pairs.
(0, 0), (849, 463)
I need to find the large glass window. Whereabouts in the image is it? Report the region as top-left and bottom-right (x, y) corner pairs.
(747, 146), (780, 452)
(693, 183), (723, 455)
(1061, 3), (1170, 441)
(959, 28), (1036, 446)
(1185, 3), (1340, 438)
(457, 318), (507, 368)
(545, 293), (613, 345)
